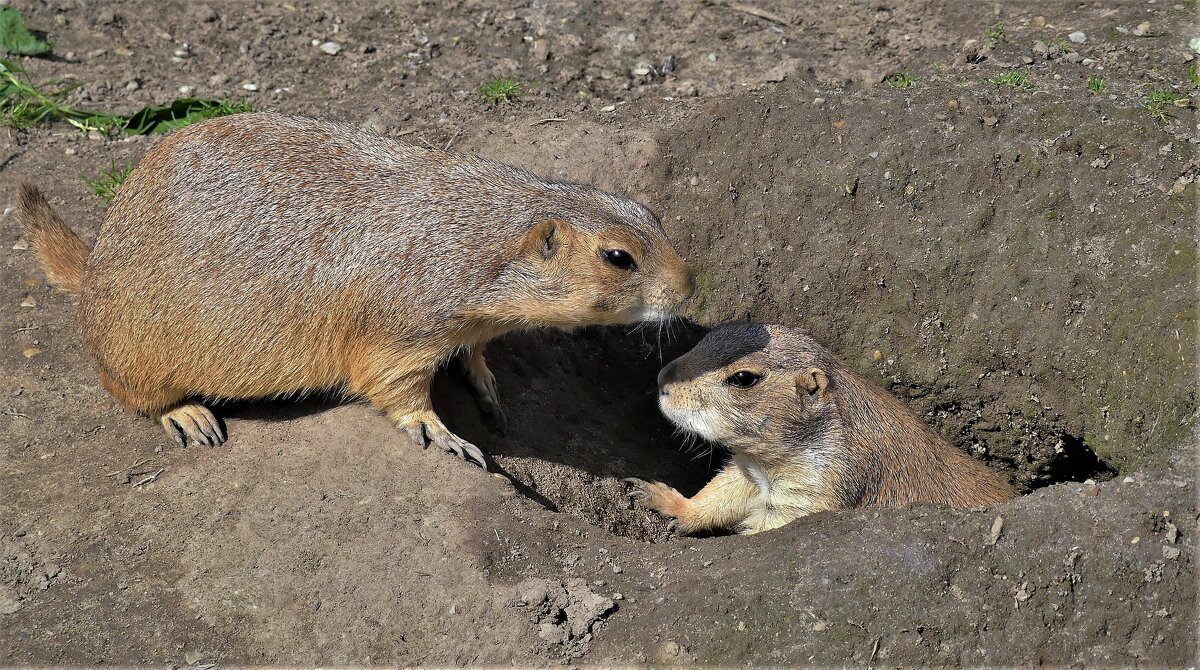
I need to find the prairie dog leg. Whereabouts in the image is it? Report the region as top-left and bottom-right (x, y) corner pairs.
(353, 362), (487, 469)
(100, 370), (225, 448)
(627, 463), (758, 534)
(457, 347), (506, 433)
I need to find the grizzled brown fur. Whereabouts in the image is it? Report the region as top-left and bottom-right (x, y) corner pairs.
(18, 113), (694, 466)
(631, 323), (1016, 533)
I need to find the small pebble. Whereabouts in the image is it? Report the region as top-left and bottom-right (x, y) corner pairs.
(319, 41), (342, 55)
(20, 296), (37, 308)
(612, 565), (623, 574)
(178, 85), (193, 95)
(1115, 26), (1129, 35)
(599, 104), (616, 112)
(12, 238), (28, 250)
(241, 83), (259, 91)
(1032, 16), (1046, 28)
(1068, 31), (1086, 44)
(1190, 37), (1200, 53)
(612, 592), (624, 600)
(632, 62), (652, 76)
(707, 52), (717, 62)
(1132, 22), (1150, 37)
(812, 97), (826, 105)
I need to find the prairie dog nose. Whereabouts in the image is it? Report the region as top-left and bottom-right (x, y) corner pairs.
(657, 361), (681, 390)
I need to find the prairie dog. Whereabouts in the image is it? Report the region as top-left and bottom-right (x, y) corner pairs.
(630, 323), (1016, 534)
(17, 113), (694, 468)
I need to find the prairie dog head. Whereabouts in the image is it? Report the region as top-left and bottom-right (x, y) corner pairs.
(657, 323), (839, 460)
(498, 197), (694, 327)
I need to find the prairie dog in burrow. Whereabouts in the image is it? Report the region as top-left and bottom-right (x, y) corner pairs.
(18, 112), (694, 468)
(629, 323), (1017, 534)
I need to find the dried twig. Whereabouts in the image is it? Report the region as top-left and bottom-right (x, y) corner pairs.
(2, 408), (29, 419)
(530, 117), (568, 126)
(722, 2), (791, 27)
(444, 128), (461, 151)
(12, 325), (39, 334)
(105, 458), (150, 477)
(133, 467), (165, 487)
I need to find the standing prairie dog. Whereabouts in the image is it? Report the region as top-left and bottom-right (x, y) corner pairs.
(629, 323), (1016, 534)
(18, 112), (694, 468)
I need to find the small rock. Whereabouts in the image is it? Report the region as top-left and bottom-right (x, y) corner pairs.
(1022, 56), (1034, 64)
(868, 151), (879, 159)
(707, 52), (717, 62)
(737, 621), (746, 631)
(1032, 16), (1046, 28)
(982, 115), (999, 127)
(812, 97), (826, 105)
(178, 85), (193, 95)
(241, 83), (259, 91)
(183, 650), (203, 666)
(1033, 40), (1049, 56)
(20, 296), (37, 308)
(1115, 26), (1129, 35)
(319, 41), (342, 55)
(611, 564), (623, 574)
(599, 104), (616, 113)
(662, 55), (676, 74)
(1162, 546), (1181, 560)
(612, 592), (624, 600)
(208, 73), (229, 87)
(987, 515), (1004, 545)
(811, 620), (829, 631)
(947, 98), (959, 110)
(1064, 51), (1083, 64)
(688, 176), (699, 186)
(173, 44), (191, 58)
(22, 347), (41, 359)
(632, 62), (652, 76)
(124, 79), (140, 92)
(1067, 31), (1086, 44)
(1190, 37), (1200, 54)
(1165, 521), (1178, 543)
(12, 238), (28, 250)
(1133, 22), (1150, 37)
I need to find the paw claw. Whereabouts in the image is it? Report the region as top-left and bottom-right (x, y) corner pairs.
(160, 404), (225, 448)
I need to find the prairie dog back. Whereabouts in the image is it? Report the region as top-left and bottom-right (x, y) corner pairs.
(19, 112), (695, 465)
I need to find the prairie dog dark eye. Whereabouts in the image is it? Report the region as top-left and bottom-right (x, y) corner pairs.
(603, 249), (637, 271)
(725, 371), (762, 388)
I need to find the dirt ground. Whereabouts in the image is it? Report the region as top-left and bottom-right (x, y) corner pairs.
(2, 0), (1197, 666)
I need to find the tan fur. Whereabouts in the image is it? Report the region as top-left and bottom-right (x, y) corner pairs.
(16, 183), (89, 292)
(631, 323), (1017, 534)
(16, 113), (694, 465)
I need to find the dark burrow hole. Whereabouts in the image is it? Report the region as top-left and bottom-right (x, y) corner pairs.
(1032, 434), (1118, 488)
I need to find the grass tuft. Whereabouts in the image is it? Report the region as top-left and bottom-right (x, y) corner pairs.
(886, 73), (921, 89)
(988, 70), (1031, 89)
(0, 59), (253, 134)
(1087, 76), (1105, 94)
(479, 75), (523, 105)
(82, 161), (133, 202)
(985, 23), (1005, 47)
(1141, 89), (1188, 123)
(1187, 63), (1200, 87)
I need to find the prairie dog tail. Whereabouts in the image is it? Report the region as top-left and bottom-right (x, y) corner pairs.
(16, 183), (89, 293)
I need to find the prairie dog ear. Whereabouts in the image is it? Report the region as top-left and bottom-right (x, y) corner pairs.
(798, 367), (829, 396)
(520, 218), (576, 260)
